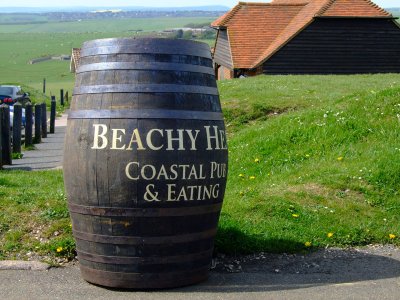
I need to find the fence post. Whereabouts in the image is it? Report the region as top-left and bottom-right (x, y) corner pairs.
(60, 89), (64, 106)
(50, 96), (56, 134)
(34, 104), (42, 144)
(65, 91), (69, 104)
(41, 103), (47, 138)
(43, 78), (46, 94)
(25, 102), (33, 147)
(0, 104), (12, 165)
(12, 102), (22, 154)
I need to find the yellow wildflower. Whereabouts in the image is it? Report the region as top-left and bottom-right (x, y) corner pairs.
(249, 176), (256, 180)
(56, 247), (63, 253)
(337, 156), (344, 161)
(389, 234), (396, 239)
(327, 232), (334, 238)
(254, 158), (260, 163)
(304, 241), (312, 247)
(239, 174), (245, 178)
(292, 214), (299, 218)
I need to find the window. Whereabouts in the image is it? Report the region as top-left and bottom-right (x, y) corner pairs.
(0, 87), (13, 96)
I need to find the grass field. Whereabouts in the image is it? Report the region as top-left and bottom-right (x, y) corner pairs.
(1, 74), (399, 262)
(0, 17), (215, 33)
(217, 74), (400, 253)
(0, 17), (215, 97)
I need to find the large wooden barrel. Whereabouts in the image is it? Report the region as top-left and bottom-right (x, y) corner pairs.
(63, 38), (228, 289)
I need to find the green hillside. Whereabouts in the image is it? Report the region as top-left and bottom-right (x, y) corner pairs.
(1, 74), (399, 261)
(216, 74), (400, 253)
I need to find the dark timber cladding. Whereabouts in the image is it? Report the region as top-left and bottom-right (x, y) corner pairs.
(64, 38), (228, 289)
(263, 18), (400, 74)
(214, 29), (233, 69)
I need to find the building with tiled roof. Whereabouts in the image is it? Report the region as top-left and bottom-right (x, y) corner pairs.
(212, 0), (400, 79)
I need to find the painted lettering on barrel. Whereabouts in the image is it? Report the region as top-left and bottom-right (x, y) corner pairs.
(91, 124), (226, 151)
(91, 123), (228, 203)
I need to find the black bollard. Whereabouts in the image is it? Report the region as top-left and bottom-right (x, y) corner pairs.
(50, 96), (56, 134)
(12, 102), (22, 154)
(41, 103), (47, 138)
(60, 89), (64, 106)
(43, 78), (46, 94)
(34, 104), (42, 144)
(0, 104), (12, 165)
(25, 102), (33, 147)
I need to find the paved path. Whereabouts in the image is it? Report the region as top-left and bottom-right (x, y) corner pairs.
(3, 113), (67, 171)
(0, 246), (399, 299)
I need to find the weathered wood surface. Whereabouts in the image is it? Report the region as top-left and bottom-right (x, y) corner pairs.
(213, 29), (234, 70)
(263, 18), (400, 74)
(25, 103), (33, 147)
(41, 103), (47, 138)
(64, 38), (228, 289)
(1, 104), (12, 165)
(50, 96), (56, 134)
(34, 104), (42, 144)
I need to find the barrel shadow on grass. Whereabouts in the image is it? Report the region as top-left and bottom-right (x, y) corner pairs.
(214, 226), (306, 254)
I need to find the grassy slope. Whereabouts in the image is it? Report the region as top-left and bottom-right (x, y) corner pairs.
(1, 74), (399, 261)
(216, 74), (400, 253)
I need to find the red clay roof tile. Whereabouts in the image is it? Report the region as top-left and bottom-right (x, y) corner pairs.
(319, 0), (391, 17)
(212, 0), (393, 69)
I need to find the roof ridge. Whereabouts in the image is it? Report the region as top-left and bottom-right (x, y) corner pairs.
(365, 0), (392, 16)
(316, 0), (335, 16)
(220, 4), (242, 26)
(211, 1), (308, 27)
(240, 1), (307, 6)
(316, 0), (392, 17)
(211, 3), (242, 27)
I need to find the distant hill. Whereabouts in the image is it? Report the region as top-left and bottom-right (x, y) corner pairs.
(0, 6), (229, 13)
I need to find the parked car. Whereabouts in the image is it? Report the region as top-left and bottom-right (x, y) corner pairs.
(0, 85), (31, 107)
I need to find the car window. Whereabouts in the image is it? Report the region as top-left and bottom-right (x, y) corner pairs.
(0, 87), (13, 95)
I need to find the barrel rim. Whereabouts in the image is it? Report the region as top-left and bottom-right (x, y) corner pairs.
(67, 109), (224, 120)
(82, 37), (210, 50)
(73, 84), (219, 96)
(80, 45), (212, 59)
(76, 248), (213, 265)
(80, 264), (209, 289)
(76, 62), (215, 75)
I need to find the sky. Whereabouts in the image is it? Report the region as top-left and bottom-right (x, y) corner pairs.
(0, 0), (396, 8)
